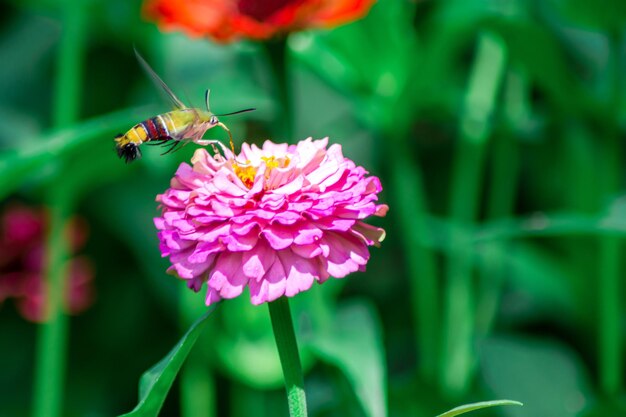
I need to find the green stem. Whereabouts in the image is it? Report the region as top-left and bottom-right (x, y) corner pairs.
(179, 287), (216, 417)
(52, 2), (86, 127)
(476, 132), (518, 336)
(598, 30), (623, 398)
(32, 188), (72, 417)
(180, 358), (215, 417)
(264, 38), (293, 140)
(32, 2), (86, 417)
(390, 140), (439, 382)
(476, 70), (524, 335)
(441, 32), (507, 397)
(599, 238), (621, 395)
(231, 383), (268, 417)
(268, 297), (307, 417)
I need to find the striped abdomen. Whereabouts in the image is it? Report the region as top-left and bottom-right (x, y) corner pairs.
(115, 114), (176, 163)
(133, 114), (175, 143)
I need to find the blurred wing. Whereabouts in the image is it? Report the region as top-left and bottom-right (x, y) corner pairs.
(134, 48), (186, 110)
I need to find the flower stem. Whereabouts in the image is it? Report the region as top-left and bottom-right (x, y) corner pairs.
(264, 38), (293, 141)
(476, 70), (523, 336)
(32, 1), (85, 416)
(390, 140), (439, 382)
(179, 287), (216, 417)
(441, 31), (507, 397)
(598, 29), (623, 398)
(268, 297), (307, 417)
(32, 187), (73, 417)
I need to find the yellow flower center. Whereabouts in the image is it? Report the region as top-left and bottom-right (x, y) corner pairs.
(233, 155), (291, 189)
(261, 155), (290, 170)
(233, 162), (256, 188)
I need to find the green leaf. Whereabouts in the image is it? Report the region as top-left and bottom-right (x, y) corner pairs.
(308, 300), (387, 417)
(480, 336), (592, 417)
(437, 400), (523, 417)
(0, 107), (145, 200)
(290, 0), (419, 134)
(117, 306), (217, 417)
(556, 0), (626, 32)
(211, 284), (333, 389)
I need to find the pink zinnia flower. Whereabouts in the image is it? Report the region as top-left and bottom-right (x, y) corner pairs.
(155, 137), (388, 305)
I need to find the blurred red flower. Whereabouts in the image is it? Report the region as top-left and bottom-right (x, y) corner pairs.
(143, 0), (376, 43)
(0, 204), (95, 322)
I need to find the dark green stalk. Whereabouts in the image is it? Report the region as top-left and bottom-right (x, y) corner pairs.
(231, 383), (268, 417)
(598, 30), (623, 398)
(180, 289), (216, 417)
(390, 140), (439, 381)
(476, 70), (524, 335)
(269, 297), (307, 417)
(52, 4), (86, 127)
(440, 32), (507, 397)
(180, 363), (215, 417)
(31, 2), (86, 417)
(31, 187), (72, 417)
(263, 38), (293, 140)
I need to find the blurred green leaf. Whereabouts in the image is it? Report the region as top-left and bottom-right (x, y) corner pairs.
(556, 0), (626, 31)
(426, 208), (626, 247)
(117, 306), (217, 417)
(488, 242), (576, 316)
(214, 295), (285, 388)
(483, 17), (597, 118)
(437, 400), (523, 417)
(291, 0), (419, 134)
(480, 336), (593, 417)
(0, 107), (146, 199)
(308, 300), (387, 417)
(212, 285), (336, 389)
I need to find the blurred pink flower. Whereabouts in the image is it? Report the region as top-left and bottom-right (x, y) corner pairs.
(0, 204), (95, 322)
(155, 138), (388, 305)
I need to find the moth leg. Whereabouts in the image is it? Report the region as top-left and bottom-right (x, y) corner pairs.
(146, 137), (172, 146)
(195, 139), (231, 155)
(195, 138), (225, 147)
(160, 140), (183, 155)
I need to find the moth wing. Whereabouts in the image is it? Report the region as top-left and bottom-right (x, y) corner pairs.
(171, 110), (203, 142)
(135, 48), (187, 110)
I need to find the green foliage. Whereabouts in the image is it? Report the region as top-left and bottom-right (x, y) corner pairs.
(2, 0), (626, 416)
(307, 300), (386, 417)
(437, 400), (523, 417)
(481, 337), (589, 417)
(118, 306), (216, 417)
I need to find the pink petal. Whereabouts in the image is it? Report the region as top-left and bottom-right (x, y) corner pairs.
(205, 286), (222, 305)
(353, 221), (386, 246)
(375, 204), (389, 216)
(249, 256), (287, 304)
(242, 241), (276, 280)
(273, 175), (305, 195)
(223, 230), (258, 251)
(291, 243), (323, 258)
(293, 223), (323, 245)
(322, 232), (370, 278)
(278, 251), (317, 297)
(208, 252), (247, 299)
(261, 224), (295, 250)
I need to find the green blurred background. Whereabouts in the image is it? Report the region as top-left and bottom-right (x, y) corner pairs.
(1, 0), (626, 416)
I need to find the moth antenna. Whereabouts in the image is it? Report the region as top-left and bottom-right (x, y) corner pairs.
(215, 108), (256, 117)
(205, 89), (211, 113)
